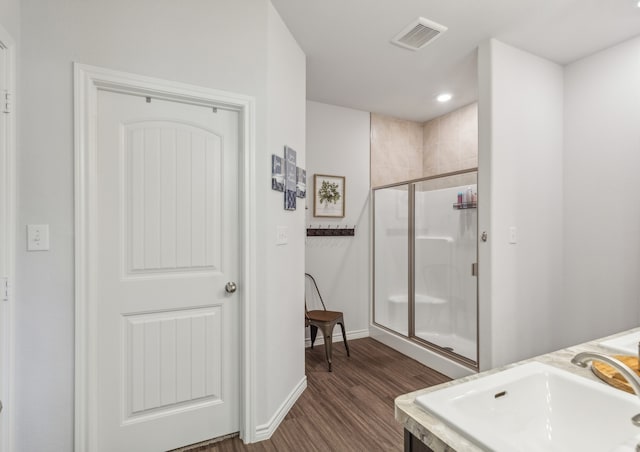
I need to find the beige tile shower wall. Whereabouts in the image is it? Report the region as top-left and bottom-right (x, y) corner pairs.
(423, 102), (478, 177)
(370, 113), (424, 187)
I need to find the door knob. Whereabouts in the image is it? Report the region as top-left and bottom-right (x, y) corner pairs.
(225, 282), (237, 293)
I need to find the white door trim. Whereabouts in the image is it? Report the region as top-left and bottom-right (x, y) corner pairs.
(73, 64), (258, 451)
(0, 23), (16, 452)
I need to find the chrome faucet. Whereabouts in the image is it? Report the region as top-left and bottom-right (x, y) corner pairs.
(572, 352), (640, 427)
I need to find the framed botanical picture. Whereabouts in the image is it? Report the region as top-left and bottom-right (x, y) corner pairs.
(313, 174), (345, 217)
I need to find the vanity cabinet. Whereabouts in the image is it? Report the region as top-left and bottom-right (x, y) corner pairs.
(404, 429), (434, 452)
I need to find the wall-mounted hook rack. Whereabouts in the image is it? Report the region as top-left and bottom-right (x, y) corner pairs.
(306, 225), (355, 237)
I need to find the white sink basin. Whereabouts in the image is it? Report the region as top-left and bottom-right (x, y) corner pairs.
(600, 331), (640, 355)
(415, 361), (640, 451)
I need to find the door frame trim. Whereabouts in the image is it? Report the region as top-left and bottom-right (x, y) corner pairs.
(0, 23), (16, 452)
(73, 64), (257, 450)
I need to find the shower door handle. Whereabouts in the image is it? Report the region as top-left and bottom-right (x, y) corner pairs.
(471, 263), (478, 277)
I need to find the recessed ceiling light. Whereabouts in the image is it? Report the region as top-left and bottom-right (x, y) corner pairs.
(437, 93), (452, 103)
(637, 0), (640, 7)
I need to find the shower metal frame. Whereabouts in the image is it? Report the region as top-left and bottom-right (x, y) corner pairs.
(372, 167), (480, 370)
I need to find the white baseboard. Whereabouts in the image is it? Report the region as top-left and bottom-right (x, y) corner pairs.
(305, 328), (369, 348)
(254, 375), (307, 442)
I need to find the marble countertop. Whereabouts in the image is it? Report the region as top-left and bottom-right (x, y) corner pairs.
(394, 327), (640, 452)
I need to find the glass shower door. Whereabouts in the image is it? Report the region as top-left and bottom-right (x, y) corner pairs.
(373, 184), (409, 336)
(413, 173), (478, 362)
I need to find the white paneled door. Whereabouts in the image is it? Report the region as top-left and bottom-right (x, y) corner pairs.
(96, 90), (239, 451)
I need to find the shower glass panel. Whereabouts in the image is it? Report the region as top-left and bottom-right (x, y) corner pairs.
(373, 184), (409, 336)
(413, 172), (477, 363)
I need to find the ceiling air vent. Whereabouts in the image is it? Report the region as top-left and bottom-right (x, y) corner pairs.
(391, 17), (447, 51)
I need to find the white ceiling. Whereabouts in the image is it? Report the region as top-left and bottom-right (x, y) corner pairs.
(271, 0), (640, 122)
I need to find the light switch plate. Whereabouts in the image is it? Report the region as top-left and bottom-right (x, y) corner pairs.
(276, 226), (288, 245)
(27, 224), (50, 251)
(508, 226), (517, 244)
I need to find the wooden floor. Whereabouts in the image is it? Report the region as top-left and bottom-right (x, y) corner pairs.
(185, 337), (451, 452)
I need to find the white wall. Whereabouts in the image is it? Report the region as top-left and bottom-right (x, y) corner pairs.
(559, 36), (640, 347)
(478, 39), (564, 369)
(258, 2), (306, 433)
(17, 0), (304, 449)
(0, 0), (19, 40)
(305, 101), (370, 343)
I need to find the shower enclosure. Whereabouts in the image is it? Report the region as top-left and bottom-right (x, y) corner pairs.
(373, 170), (478, 368)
